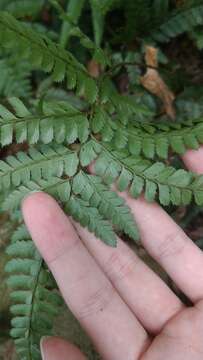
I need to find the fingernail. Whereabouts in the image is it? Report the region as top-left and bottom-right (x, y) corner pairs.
(40, 336), (51, 360)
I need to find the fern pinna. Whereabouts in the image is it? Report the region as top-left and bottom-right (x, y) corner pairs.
(0, 1), (203, 359)
(5, 224), (62, 359)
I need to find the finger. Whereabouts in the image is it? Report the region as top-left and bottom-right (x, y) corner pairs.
(121, 192), (203, 303)
(22, 193), (149, 360)
(73, 221), (183, 334)
(41, 337), (86, 360)
(182, 147), (203, 173)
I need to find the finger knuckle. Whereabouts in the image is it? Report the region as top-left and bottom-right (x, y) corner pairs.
(156, 231), (187, 261)
(104, 250), (138, 284)
(47, 236), (80, 265)
(77, 283), (115, 320)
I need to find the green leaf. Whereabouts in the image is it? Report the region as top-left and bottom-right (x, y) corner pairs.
(6, 233), (62, 359)
(80, 140), (101, 167)
(0, 145), (79, 190)
(95, 146), (203, 207)
(0, 104), (16, 120)
(130, 176), (144, 198)
(183, 133), (199, 150)
(0, 12), (98, 103)
(65, 196), (117, 246)
(151, 5), (203, 43)
(64, 152), (79, 176)
(77, 116), (90, 143)
(91, 108), (106, 133)
(8, 97), (31, 117)
(0, 99), (90, 146)
(142, 138), (155, 159)
(145, 180), (157, 202)
(72, 172), (139, 242)
(168, 170), (192, 187)
(158, 184), (170, 206)
(155, 137), (169, 159)
(194, 191), (203, 206)
(170, 136), (186, 155)
(117, 168), (132, 192)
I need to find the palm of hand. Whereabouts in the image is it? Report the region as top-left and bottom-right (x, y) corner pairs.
(22, 148), (203, 360)
(142, 302), (203, 359)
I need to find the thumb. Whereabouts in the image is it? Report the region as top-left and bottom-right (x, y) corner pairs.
(41, 336), (87, 360)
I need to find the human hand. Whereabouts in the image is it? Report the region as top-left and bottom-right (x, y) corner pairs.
(22, 147), (203, 360)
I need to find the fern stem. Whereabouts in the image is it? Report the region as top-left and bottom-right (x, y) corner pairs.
(59, 0), (84, 48)
(27, 258), (44, 360)
(89, 0), (104, 47)
(103, 61), (157, 78)
(0, 111), (80, 126)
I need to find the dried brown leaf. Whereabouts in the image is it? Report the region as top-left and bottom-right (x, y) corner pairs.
(145, 46), (158, 68)
(87, 59), (101, 78)
(141, 46), (176, 120)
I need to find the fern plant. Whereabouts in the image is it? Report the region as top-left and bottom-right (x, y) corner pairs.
(1, 1), (203, 359)
(0, 57), (31, 98)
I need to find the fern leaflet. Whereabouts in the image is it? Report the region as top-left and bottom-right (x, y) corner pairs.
(0, 98), (89, 146)
(95, 145), (203, 206)
(5, 226), (62, 359)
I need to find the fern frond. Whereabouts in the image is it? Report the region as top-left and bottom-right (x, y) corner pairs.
(92, 107), (203, 159)
(2, 178), (71, 211)
(0, 57), (32, 98)
(3, 177), (119, 246)
(0, 12), (98, 103)
(95, 145), (203, 206)
(116, 119), (203, 158)
(5, 227), (62, 359)
(151, 5), (203, 42)
(2, 168), (138, 245)
(0, 144), (79, 190)
(0, 98), (89, 146)
(72, 171), (139, 241)
(65, 196), (118, 246)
